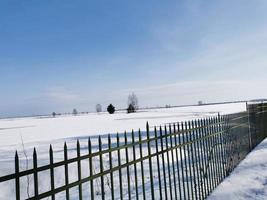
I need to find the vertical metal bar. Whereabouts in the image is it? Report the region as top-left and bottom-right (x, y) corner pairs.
(165, 125), (173, 200)
(181, 122), (190, 200)
(154, 126), (162, 199)
(207, 118), (216, 190)
(131, 130), (139, 200)
(108, 135), (114, 200)
(99, 136), (105, 200)
(178, 123), (186, 200)
(219, 116), (227, 179)
(191, 120), (201, 200)
(202, 119), (212, 194)
(88, 137), (94, 200)
(206, 118), (215, 191)
(49, 145), (55, 200)
(77, 140), (83, 200)
(139, 129), (146, 200)
(160, 126), (168, 200)
(246, 102), (252, 151)
(173, 124), (182, 200)
(185, 121), (194, 199)
(169, 124), (178, 200)
(117, 133), (123, 200)
(215, 117), (224, 183)
(198, 119), (208, 198)
(187, 121), (197, 199)
(64, 142), (70, 200)
(146, 122), (155, 199)
(15, 151), (20, 200)
(211, 118), (220, 187)
(125, 131), (131, 200)
(88, 138), (94, 200)
(194, 120), (205, 200)
(33, 148), (38, 197)
(214, 117), (220, 187)
(209, 118), (218, 188)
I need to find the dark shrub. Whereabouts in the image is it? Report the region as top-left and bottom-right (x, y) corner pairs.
(107, 104), (115, 114)
(127, 104), (135, 113)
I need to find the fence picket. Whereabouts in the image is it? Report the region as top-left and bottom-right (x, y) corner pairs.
(15, 151), (20, 200)
(108, 135), (114, 200)
(49, 145), (55, 200)
(64, 142), (70, 200)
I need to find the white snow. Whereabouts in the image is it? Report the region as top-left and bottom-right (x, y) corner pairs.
(0, 103), (246, 150)
(208, 138), (267, 200)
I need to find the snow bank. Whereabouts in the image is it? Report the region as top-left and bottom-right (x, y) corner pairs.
(208, 138), (267, 200)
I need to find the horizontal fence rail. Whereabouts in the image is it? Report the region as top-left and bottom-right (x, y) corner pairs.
(0, 103), (266, 199)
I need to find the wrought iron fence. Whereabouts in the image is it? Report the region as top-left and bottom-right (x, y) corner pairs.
(0, 103), (266, 200)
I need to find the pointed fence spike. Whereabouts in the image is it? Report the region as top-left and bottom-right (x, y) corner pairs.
(15, 150), (19, 159)
(14, 150), (20, 200)
(33, 147), (37, 156)
(98, 136), (102, 145)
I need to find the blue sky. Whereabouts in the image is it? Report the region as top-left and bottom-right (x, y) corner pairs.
(1, 0), (267, 117)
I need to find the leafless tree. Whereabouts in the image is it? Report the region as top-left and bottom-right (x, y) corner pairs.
(96, 104), (102, 113)
(128, 93), (138, 111)
(72, 108), (78, 115)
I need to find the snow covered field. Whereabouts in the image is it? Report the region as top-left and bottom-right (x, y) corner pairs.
(0, 103), (246, 150)
(0, 103), (247, 199)
(208, 138), (267, 200)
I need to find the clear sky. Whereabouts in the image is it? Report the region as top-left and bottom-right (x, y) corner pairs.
(1, 0), (267, 117)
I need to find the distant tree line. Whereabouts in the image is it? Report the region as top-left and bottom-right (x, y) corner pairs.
(51, 93), (139, 117)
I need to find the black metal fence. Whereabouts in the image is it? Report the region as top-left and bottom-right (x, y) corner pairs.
(0, 102), (266, 200)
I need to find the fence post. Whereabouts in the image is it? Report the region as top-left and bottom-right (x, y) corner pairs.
(49, 145), (55, 200)
(160, 126), (168, 199)
(108, 135), (114, 200)
(88, 138), (94, 200)
(154, 126), (162, 199)
(98, 136), (105, 200)
(146, 122), (155, 199)
(15, 151), (20, 200)
(33, 148), (39, 197)
(64, 142), (70, 200)
(131, 130), (139, 200)
(77, 140), (83, 200)
(164, 125), (173, 200)
(138, 129), (146, 200)
(246, 102), (252, 151)
(169, 124), (178, 200)
(173, 123), (182, 200)
(177, 123), (186, 199)
(117, 133), (123, 200)
(124, 131), (131, 200)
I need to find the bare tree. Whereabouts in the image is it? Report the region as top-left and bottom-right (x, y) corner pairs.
(128, 93), (138, 112)
(72, 108), (78, 115)
(96, 104), (102, 113)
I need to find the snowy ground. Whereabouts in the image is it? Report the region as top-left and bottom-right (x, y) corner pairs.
(0, 103), (247, 199)
(0, 103), (246, 150)
(208, 138), (267, 200)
